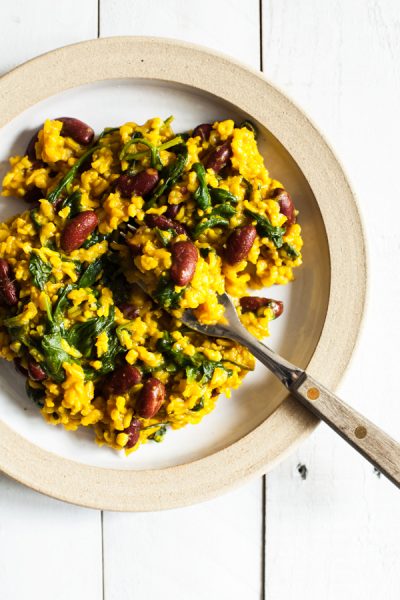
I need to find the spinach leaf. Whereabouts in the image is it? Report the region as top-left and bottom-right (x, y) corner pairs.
(120, 136), (162, 168)
(242, 178), (253, 199)
(192, 162), (211, 210)
(59, 190), (82, 217)
(53, 285), (74, 326)
(282, 242), (300, 258)
(29, 254), (52, 291)
(245, 209), (285, 248)
(191, 398), (204, 412)
(7, 325), (31, 349)
(153, 276), (185, 309)
(155, 227), (175, 247)
(148, 425), (167, 443)
(121, 134), (183, 169)
(78, 258), (104, 288)
(147, 145), (188, 206)
(40, 331), (70, 382)
(81, 231), (109, 249)
(209, 187), (238, 205)
(97, 127), (119, 143)
(192, 216), (229, 239)
(66, 306), (115, 358)
(156, 332), (232, 383)
(30, 208), (41, 231)
(25, 381), (45, 408)
(211, 204), (236, 217)
(47, 145), (99, 205)
(96, 332), (123, 375)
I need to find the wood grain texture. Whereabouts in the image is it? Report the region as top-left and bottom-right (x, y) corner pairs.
(295, 375), (400, 488)
(263, 1), (400, 598)
(104, 484), (263, 600)
(0, 3), (102, 600)
(100, 0), (260, 67)
(100, 4), (263, 597)
(0, 0), (98, 75)
(0, 474), (102, 600)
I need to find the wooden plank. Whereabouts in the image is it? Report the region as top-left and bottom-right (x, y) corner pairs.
(0, 0), (98, 75)
(262, 1), (400, 597)
(100, 2), (264, 599)
(100, 0), (260, 67)
(0, 474), (102, 600)
(104, 484), (263, 600)
(0, 4), (102, 600)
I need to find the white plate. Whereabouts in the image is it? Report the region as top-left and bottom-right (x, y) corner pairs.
(0, 38), (365, 509)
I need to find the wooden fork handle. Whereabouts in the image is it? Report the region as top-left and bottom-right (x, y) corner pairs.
(292, 374), (400, 488)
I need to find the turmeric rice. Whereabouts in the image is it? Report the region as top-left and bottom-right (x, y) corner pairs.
(0, 116), (303, 453)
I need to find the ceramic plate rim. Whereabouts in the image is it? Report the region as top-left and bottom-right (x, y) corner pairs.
(0, 37), (367, 511)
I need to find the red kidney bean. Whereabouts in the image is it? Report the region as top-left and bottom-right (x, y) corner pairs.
(165, 203), (180, 219)
(271, 188), (296, 225)
(109, 364), (142, 395)
(14, 357), (28, 377)
(145, 214), (187, 235)
(225, 225), (256, 265)
(25, 131), (39, 161)
(118, 303), (140, 320)
(56, 117), (94, 146)
(136, 377), (165, 419)
(124, 418), (142, 449)
(27, 359), (46, 381)
(204, 141), (232, 173)
(240, 296), (284, 318)
(170, 240), (198, 286)
(24, 186), (43, 205)
(60, 211), (98, 253)
(193, 123), (212, 142)
(0, 259), (18, 306)
(116, 169), (159, 198)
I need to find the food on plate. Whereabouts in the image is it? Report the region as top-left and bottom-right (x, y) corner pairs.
(0, 116), (303, 452)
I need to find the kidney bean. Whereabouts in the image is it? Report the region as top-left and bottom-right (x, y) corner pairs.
(60, 211), (99, 253)
(116, 169), (159, 198)
(145, 213), (186, 235)
(204, 141), (232, 173)
(118, 303), (140, 320)
(225, 225), (256, 265)
(25, 131), (39, 161)
(193, 123), (212, 142)
(271, 188), (296, 225)
(0, 259), (18, 306)
(170, 240), (198, 286)
(27, 360), (46, 381)
(56, 117), (94, 145)
(136, 377), (165, 419)
(24, 186), (43, 205)
(165, 203), (180, 219)
(240, 296), (284, 318)
(124, 418), (142, 449)
(14, 357), (28, 377)
(109, 364), (142, 394)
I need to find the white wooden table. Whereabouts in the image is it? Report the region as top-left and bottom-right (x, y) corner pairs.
(1, 1), (399, 598)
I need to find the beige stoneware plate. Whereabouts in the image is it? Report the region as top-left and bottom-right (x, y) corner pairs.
(0, 37), (366, 510)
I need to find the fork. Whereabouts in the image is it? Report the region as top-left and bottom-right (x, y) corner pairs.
(176, 292), (400, 488)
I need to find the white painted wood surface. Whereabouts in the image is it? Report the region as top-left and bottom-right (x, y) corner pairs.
(0, 1), (400, 599)
(263, 1), (400, 598)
